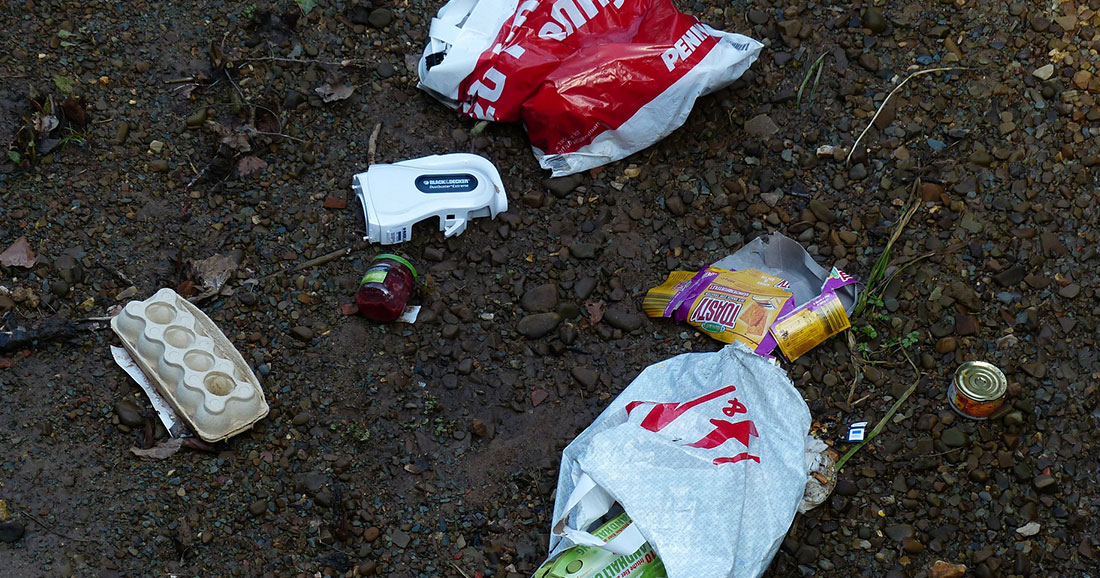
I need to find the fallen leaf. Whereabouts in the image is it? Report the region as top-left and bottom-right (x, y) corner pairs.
(295, 0), (318, 14)
(584, 299), (606, 324)
(237, 155), (267, 178)
(0, 237), (37, 268)
(176, 280), (198, 297)
(340, 303), (358, 316)
(189, 253), (241, 300)
(53, 75), (75, 94)
(206, 120), (252, 152)
(315, 83), (355, 103)
(130, 437), (184, 460)
(0, 358), (13, 369)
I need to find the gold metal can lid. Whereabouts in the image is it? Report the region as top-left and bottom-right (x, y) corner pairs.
(954, 361), (1007, 401)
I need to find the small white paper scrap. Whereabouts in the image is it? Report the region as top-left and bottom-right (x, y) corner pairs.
(111, 346), (187, 437)
(397, 305), (421, 323)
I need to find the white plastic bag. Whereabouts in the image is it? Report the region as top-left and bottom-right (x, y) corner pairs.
(545, 343), (811, 578)
(418, 0), (763, 176)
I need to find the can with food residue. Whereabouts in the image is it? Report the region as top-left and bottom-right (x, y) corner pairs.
(948, 361), (1007, 419)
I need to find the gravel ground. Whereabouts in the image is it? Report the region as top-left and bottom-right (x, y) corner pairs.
(2, 1), (1099, 577)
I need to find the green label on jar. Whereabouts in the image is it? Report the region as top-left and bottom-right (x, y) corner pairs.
(362, 268), (388, 285)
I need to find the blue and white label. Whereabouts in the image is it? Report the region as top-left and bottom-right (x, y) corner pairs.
(846, 421), (868, 442)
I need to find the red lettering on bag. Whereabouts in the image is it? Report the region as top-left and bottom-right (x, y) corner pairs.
(685, 418), (757, 449)
(628, 385), (760, 465)
(713, 452), (760, 465)
(625, 384), (737, 431)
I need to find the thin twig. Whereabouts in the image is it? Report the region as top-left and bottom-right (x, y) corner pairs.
(368, 123), (382, 165)
(257, 244), (367, 281)
(239, 57), (364, 68)
(23, 512), (101, 544)
(846, 67), (969, 165)
(244, 128), (306, 143)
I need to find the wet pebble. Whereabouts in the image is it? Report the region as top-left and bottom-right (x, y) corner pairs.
(368, 8), (392, 28)
(114, 399), (144, 428)
(521, 283), (559, 312)
(941, 428), (968, 447)
(602, 308), (642, 332)
(545, 174), (583, 197)
(290, 326), (314, 342)
(0, 521), (25, 543)
(571, 367), (597, 388)
(248, 500), (267, 516)
(516, 313), (561, 338)
(862, 7), (888, 33)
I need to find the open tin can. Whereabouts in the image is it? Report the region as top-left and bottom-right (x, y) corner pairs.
(948, 361), (1007, 419)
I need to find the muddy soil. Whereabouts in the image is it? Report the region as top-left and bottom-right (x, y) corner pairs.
(1, 1), (1098, 577)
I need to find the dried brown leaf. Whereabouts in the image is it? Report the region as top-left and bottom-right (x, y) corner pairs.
(130, 437), (184, 460)
(585, 299), (606, 324)
(190, 252), (241, 299)
(236, 155), (267, 178)
(315, 83), (355, 103)
(0, 237), (38, 268)
(205, 120), (252, 152)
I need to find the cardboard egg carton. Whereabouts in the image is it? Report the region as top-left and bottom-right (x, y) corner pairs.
(112, 288), (269, 442)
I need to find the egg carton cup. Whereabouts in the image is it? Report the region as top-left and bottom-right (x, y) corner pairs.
(112, 288), (269, 442)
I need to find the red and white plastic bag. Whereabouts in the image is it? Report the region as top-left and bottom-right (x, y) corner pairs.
(544, 343), (811, 578)
(418, 0), (763, 176)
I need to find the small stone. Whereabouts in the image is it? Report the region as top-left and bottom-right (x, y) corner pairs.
(322, 196), (347, 209)
(744, 114), (779, 137)
(665, 195), (686, 216)
(1022, 362), (1046, 378)
(375, 61), (395, 79)
(571, 367), (598, 388)
(545, 174), (583, 197)
(570, 243), (598, 259)
(522, 190), (545, 208)
(290, 326), (313, 342)
(516, 313), (562, 338)
(995, 265), (1026, 286)
(530, 388), (549, 407)
(884, 524), (914, 541)
(114, 399), (144, 427)
(808, 199), (836, 224)
(248, 500), (267, 516)
(292, 412), (312, 426)
(1033, 474), (1057, 493)
(148, 160), (170, 173)
(1002, 411), (1024, 426)
(955, 314), (978, 336)
(1058, 283), (1080, 299)
(935, 337), (957, 353)
(1032, 64), (1054, 80)
(941, 428), (968, 448)
(368, 8), (393, 28)
(835, 479), (858, 496)
(185, 108), (208, 128)
(748, 9), (768, 25)
(858, 53), (880, 72)
(902, 537), (926, 554)
(862, 7), (888, 33)
(469, 419), (490, 438)
(112, 121), (130, 145)
(921, 182), (945, 202)
(1015, 521), (1041, 536)
(602, 308), (642, 332)
(929, 560), (967, 578)
(0, 521), (25, 543)
(363, 526), (380, 542)
(149, 140), (164, 153)
(389, 529), (411, 548)
(521, 284), (559, 313)
(1073, 70), (1092, 90)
